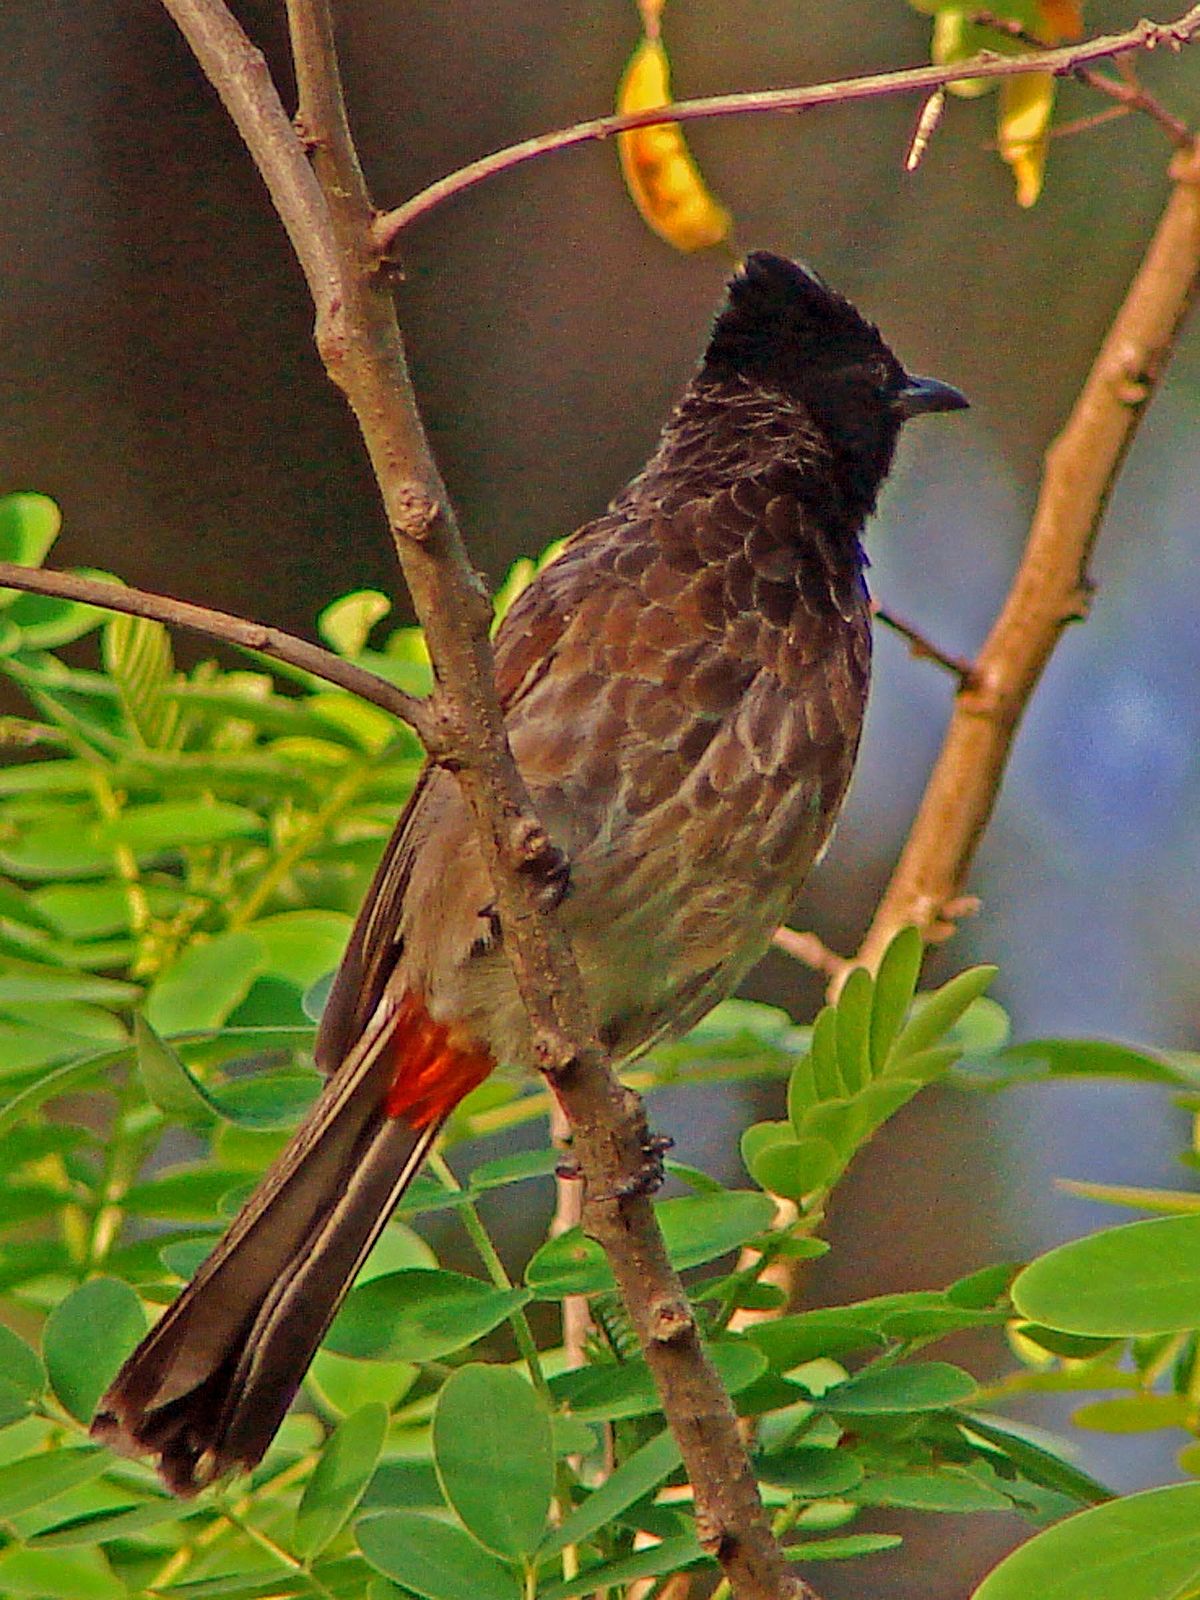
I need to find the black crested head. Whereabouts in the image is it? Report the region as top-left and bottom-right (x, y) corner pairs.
(699, 251), (967, 511)
(704, 253), (893, 389)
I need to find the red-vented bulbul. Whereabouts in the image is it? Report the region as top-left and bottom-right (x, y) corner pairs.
(92, 252), (967, 1494)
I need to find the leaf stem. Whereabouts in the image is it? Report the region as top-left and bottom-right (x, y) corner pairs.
(426, 1148), (550, 1400)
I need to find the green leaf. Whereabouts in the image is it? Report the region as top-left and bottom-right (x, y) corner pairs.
(0, 1323), (46, 1401)
(854, 1467), (1013, 1512)
(787, 1533), (903, 1561)
(25, 1497), (191, 1547)
(135, 1015), (215, 1123)
(0, 961), (139, 1006)
(92, 800), (263, 851)
(816, 1362), (977, 1415)
(327, 1270), (533, 1362)
(1013, 1216), (1200, 1337)
(526, 1191), (776, 1296)
(0, 1448), (109, 1519)
(319, 591), (392, 656)
(294, 1402), (389, 1560)
(356, 1511), (521, 1600)
(540, 1536), (707, 1599)
(4, 583), (105, 649)
(1072, 1395), (1191, 1433)
(136, 1018), (318, 1131)
(834, 966), (873, 1095)
(747, 1136), (840, 1201)
(145, 929), (266, 1033)
(993, 1038), (1185, 1086)
(807, 1006), (841, 1103)
(539, 1428), (681, 1558)
(744, 1309), (887, 1371)
(971, 1481), (1200, 1600)
(870, 926), (923, 1070)
(548, 1340), (764, 1422)
(958, 1414), (1112, 1506)
(433, 1366), (553, 1559)
(756, 1446), (864, 1498)
(0, 493), (61, 585)
(42, 1276), (146, 1422)
(248, 910), (351, 988)
(1055, 1180), (1200, 1217)
(0, 820), (114, 881)
(123, 1165), (247, 1221)
(104, 612), (179, 747)
(468, 1148), (560, 1191)
(890, 965), (997, 1063)
(0, 1545), (125, 1599)
(307, 1349), (417, 1416)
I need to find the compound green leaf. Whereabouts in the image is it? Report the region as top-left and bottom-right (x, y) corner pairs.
(526, 1191), (775, 1297)
(870, 926), (923, 1069)
(327, 1270), (532, 1362)
(972, 1481), (1200, 1600)
(539, 1428), (681, 1558)
(294, 1403), (388, 1560)
(816, 1361), (977, 1415)
(356, 1511), (520, 1600)
(0, 1448), (109, 1520)
(1013, 1216), (1200, 1337)
(433, 1366), (553, 1559)
(42, 1277), (145, 1422)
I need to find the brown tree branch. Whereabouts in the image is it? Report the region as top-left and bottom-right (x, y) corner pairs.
(971, 9), (1194, 147)
(0, 562), (431, 735)
(160, 0), (801, 1593)
(372, 6), (1200, 243)
(872, 601), (979, 686)
(854, 137), (1200, 976)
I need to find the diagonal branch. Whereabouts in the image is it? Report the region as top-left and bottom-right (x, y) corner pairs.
(854, 136), (1200, 975)
(0, 562), (431, 734)
(373, 5), (1200, 243)
(160, 0), (803, 1594)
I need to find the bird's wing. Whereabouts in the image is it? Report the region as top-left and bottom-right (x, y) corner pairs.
(314, 523), (617, 1072)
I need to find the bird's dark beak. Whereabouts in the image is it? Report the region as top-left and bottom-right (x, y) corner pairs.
(893, 374), (970, 419)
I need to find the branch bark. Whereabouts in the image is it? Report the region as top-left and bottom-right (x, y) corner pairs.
(854, 137), (1200, 974)
(372, 5), (1200, 243)
(159, 0), (801, 1594)
(0, 563), (430, 734)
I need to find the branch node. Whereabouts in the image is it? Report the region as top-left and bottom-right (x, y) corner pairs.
(510, 817), (571, 907)
(533, 1027), (580, 1086)
(1062, 580), (1097, 624)
(772, 927), (851, 984)
(929, 894), (983, 942)
(292, 111), (320, 154)
(647, 1296), (694, 1345)
(389, 486), (441, 542)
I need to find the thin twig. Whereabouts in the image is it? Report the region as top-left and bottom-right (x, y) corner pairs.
(854, 135), (1200, 977)
(0, 562), (430, 735)
(771, 928), (852, 987)
(987, 103), (1131, 147)
(548, 1097), (591, 1370)
(972, 9), (1194, 147)
(873, 601), (979, 686)
(372, 6), (1200, 243)
(161, 0), (805, 1593)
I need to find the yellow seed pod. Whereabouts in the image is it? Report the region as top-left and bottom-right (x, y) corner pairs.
(616, 37), (731, 253)
(999, 70), (1055, 208)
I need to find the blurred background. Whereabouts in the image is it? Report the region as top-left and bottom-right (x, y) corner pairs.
(3, 1), (1200, 1591)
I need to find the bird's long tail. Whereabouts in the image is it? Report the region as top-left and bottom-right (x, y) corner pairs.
(91, 994), (493, 1496)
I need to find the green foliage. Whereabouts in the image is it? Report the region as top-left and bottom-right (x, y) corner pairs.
(741, 928), (997, 1202)
(0, 491), (1197, 1595)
